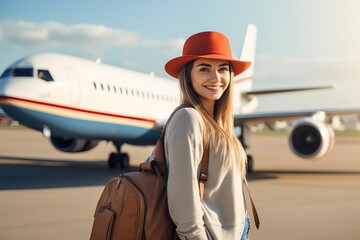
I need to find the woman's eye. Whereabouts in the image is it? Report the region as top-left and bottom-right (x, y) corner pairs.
(219, 67), (229, 72)
(199, 67), (209, 72)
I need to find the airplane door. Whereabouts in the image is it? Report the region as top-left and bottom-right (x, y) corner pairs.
(66, 67), (81, 104)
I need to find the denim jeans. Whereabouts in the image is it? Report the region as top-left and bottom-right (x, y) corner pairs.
(240, 215), (251, 240)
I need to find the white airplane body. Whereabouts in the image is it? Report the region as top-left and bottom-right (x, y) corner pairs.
(1, 24), (358, 170)
(1, 53), (181, 141)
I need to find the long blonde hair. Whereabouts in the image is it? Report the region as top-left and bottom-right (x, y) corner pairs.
(178, 61), (247, 178)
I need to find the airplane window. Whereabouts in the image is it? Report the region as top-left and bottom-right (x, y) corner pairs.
(93, 82), (97, 89)
(12, 68), (33, 77)
(107, 85), (110, 91)
(100, 83), (104, 90)
(0, 68), (12, 79)
(37, 69), (54, 81)
(113, 86), (117, 93)
(119, 87), (123, 94)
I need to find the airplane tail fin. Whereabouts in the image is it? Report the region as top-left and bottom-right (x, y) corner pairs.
(234, 24), (257, 92)
(240, 24), (257, 64)
(237, 25), (333, 97)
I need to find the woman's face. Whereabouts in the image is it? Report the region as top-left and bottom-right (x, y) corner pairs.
(190, 58), (230, 107)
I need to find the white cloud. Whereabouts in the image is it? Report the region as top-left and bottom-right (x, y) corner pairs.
(0, 20), (183, 53)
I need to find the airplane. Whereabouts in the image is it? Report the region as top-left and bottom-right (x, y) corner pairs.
(0, 24), (358, 171)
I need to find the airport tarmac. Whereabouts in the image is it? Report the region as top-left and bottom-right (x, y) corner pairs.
(0, 128), (359, 240)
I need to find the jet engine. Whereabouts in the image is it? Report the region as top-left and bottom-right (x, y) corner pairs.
(288, 117), (334, 159)
(50, 137), (99, 152)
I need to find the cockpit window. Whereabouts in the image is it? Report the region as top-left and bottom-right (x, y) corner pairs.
(37, 69), (54, 82)
(0, 68), (12, 79)
(12, 68), (34, 77)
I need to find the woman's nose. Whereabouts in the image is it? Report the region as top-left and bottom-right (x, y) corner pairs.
(209, 70), (221, 82)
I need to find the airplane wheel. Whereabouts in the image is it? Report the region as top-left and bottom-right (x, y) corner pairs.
(246, 155), (254, 172)
(120, 153), (130, 169)
(108, 152), (119, 169)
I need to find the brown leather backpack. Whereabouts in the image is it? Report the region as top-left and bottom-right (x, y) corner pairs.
(89, 136), (179, 240)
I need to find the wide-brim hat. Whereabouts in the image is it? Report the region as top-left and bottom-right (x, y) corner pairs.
(165, 31), (251, 79)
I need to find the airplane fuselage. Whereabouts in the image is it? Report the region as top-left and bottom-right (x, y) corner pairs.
(0, 53), (182, 145)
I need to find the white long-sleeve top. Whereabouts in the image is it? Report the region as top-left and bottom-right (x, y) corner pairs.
(164, 108), (246, 240)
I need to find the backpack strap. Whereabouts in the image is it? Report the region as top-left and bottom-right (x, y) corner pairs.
(146, 106), (184, 175)
(199, 143), (209, 201)
(244, 178), (260, 229)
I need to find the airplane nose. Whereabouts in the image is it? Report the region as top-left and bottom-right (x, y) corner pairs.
(0, 77), (8, 96)
(0, 68), (12, 96)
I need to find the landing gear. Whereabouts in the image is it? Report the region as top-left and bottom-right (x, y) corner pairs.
(238, 125), (255, 173)
(120, 153), (130, 168)
(108, 153), (118, 169)
(246, 155), (254, 172)
(107, 142), (130, 169)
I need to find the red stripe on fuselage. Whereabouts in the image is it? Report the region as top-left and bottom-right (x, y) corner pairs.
(0, 96), (156, 124)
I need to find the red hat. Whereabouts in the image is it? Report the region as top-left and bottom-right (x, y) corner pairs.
(165, 31), (251, 79)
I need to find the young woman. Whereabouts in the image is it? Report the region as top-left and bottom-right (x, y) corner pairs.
(163, 31), (252, 240)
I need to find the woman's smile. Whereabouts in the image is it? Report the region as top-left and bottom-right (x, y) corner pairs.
(203, 84), (224, 91)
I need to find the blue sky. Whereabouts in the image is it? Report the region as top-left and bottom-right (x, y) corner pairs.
(1, 0), (360, 111)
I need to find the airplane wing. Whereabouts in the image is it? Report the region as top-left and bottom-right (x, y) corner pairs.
(234, 107), (360, 167)
(155, 107), (360, 128)
(234, 108), (360, 125)
(244, 85), (333, 96)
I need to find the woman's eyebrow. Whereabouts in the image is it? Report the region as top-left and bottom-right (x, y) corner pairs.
(195, 63), (229, 67)
(196, 63), (211, 67)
